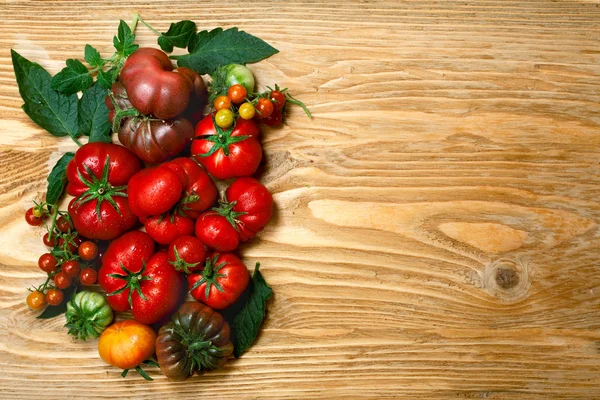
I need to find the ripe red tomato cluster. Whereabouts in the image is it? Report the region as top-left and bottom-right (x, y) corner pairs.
(25, 47), (282, 328)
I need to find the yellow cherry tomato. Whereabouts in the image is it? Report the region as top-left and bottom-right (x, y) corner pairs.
(215, 109), (234, 129)
(238, 102), (256, 120)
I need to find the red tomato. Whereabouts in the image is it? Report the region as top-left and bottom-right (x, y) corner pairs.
(79, 268), (98, 286)
(263, 109), (283, 127)
(256, 98), (274, 118)
(54, 271), (72, 290)
(66, 143), (141, 240)
(167, 235), (207, 274)
(43, 233), (58, 247)
(38, 253), (58, 273)
(164, 158), (217, 218)
(62, 260), (81, 279)
(144, 214), (195, 245)
(120, 48), (206, 120)
(127, 165), (184, 219)
(98, 232), (184, 325)
(188, 253), (250, 310)
(25, 207), (45, 226)
(225, 178), (274, 241)
(191, 115), (262, 180)
(56, 216), (72, 233)
(195, 213), (240, 252)
(269, 90), (286, 110)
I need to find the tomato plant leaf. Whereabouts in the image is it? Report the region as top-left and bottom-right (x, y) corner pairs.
(79, 83), (111, 143)
(84, 44), (104, 68)
(97, 68), (118, 90)
(175, 28), (279, 75)
(11, 50), (79, 138)
(114, 20), (139, 58)
(37, 284), (77, 319)
(46, 152), (75, 204)
(230, 263), (272, 357)
(51, 59), (94, 95)
(158, 20), (196, 53)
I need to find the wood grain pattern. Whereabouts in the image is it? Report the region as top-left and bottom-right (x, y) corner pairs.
(1, 0), (599, 398)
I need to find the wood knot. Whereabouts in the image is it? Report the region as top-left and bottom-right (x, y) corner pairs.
(482, 258), (532, 303)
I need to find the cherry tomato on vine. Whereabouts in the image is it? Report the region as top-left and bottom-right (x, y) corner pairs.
(54, 271), (72, 290)
(269, 90), (286, 110)
(238, 102), (256, 120)
(78, 241), (98, 261)
(43, 232), (58, 247)
(59, 235), (80, 253)
(213, 95), (231, 111)
(256, 98), (274, 118)
(227, 84), (247, 104)
(46, 289), (64, 306)
(56, 216), (72, 233)
(26, 291), (46, 310)
(25, 207), (44, 226)
(38, 253), (58, 273)
(62, 260), (81, 279)
(79, 268), (97, 286)
(263, 109), (284, 127)
(215, 109), (234, 128)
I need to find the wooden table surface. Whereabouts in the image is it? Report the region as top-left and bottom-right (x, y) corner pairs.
(1, 1), (599, 399)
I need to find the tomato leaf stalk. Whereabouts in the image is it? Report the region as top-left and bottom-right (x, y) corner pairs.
(210, 198), (247, 232)
(171, 317), (225, 372)
(190, 254), (228, 298)
(106, 262), (152, 307)
(195, 115), (249, 157)
(73, 155), (128, 218)
(121, 359), (159, 381)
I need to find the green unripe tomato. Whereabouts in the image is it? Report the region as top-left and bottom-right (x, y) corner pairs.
(65, 291), (113, 340)
(222, 64), (255, 94)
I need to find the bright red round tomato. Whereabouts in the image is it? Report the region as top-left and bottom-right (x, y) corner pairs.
(79, 268), (98, 286)
(56, 216), (72, 233)
(256, 98), (274, 119)
(187, 253), (249, 310)
(98, 232), (184, 325)
(78, 241), (99, 261)
(164, 158), (217, 219)
(43, 233), (58, 247)
(66, 143), (141, 240)
(144, 213), (195, 245)
(224, 177), (274, 241)
(269, 90), (286, 110)
(191, 115), (262, 180)
(167, 235), (206, 274)
(46, 289), (64, 306)
(127, 165), (184, 219)
(54, 271), (72, 290)
(62, 260), (81, 279)
(38, 253), (58, 273)
(195, 213), (240, 252)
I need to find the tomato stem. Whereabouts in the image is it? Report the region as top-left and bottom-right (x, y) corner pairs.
(131, 13), (161, 37)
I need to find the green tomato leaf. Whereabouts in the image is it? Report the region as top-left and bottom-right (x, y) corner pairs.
(176, 27), (279, 75)
(78, 83), (111, 143)
(11, 50), (79, 138)
(84, 44), (103, 68)
(46, 152), (75, 204)
(37, 284), (77, 319)
(230, 263), (272, 358)
(158, 20), (196, 53)
(113, 20), (139, 58)
(51, 59), (93, 95)
(97, 68), (117, 90)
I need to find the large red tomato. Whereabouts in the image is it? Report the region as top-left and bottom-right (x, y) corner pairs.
(66, 142), (141, 240)
(191, 115), (262, 180)
(98, 231), (184, 325)
(187, 253), (249, 310)
(164, 157), (217, 218)
(127, 165), (184, 218)
(144, 213), (195, 245)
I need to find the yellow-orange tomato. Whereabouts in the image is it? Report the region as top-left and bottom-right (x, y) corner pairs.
(98, 320), (156, 369)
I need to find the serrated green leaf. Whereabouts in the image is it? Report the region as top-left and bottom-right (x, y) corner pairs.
(11, 50), (79, 138)
(158, 20), (196, 53)
(176, 28), (278, 75)
(79, 83), (111, 143)
(84, 44), (103, 67)
(114, 20), (138, 58)
(230, 263), (272, 357)
(97, 68), (117, 89)
(46, 152), (75, 204)
(51, 59), (93, 95)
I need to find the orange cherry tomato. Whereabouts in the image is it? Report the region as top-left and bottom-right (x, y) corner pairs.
(213, 95), (231, 111)
(98, 320), (156, 369)
(227, 84), (247, 104)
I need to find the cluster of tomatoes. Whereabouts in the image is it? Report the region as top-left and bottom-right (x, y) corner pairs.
(25, 205), (102, 310)
(23, 46), (298, 380)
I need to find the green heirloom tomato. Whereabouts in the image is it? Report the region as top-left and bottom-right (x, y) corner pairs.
(65, 291), (114, 340)
(222, 64), (255, 94)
